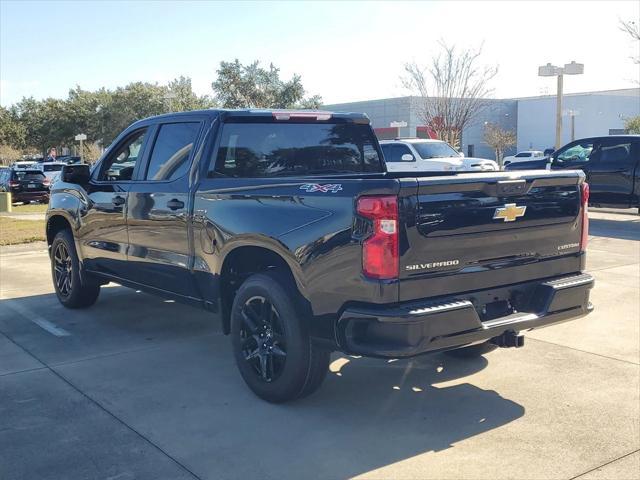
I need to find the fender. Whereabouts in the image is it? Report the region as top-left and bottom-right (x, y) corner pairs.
(217, 234), (307, 298)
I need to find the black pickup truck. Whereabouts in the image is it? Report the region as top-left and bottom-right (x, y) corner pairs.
(47, 110), (594, 402)
(505, 135), (640, 212)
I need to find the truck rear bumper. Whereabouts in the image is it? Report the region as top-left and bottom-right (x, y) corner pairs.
(336, 273), (594, 358)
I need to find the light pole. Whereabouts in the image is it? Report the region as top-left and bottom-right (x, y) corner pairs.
(538, 61), (584, 150)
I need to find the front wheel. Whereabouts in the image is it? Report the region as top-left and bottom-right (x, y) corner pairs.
(230, 271), (330, 403)
(51, 230), (100, 308)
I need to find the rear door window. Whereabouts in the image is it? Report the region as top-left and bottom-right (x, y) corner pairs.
(382, 144), (414, 162)
(211, 121), (382, 177)
(145, 122), (201, 181)
(597, 140), (632, 165)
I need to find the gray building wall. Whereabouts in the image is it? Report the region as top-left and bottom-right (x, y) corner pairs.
(516, 89), (640, 151)
(324, 96), (518, 160)
(323, 97), (418, 138)
(460, 99), (517, 159)
(324, 88), (639, 161)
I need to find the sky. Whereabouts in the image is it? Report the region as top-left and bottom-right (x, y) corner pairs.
(1, 0), (639, 107)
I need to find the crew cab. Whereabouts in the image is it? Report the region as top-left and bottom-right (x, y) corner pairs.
(505, 136), (640, 211)
(47, 109), (594, 402)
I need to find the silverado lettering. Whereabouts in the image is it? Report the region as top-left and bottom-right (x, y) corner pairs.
(406, 260), (460, 271)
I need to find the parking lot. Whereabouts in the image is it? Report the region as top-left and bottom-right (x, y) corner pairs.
(0, 209), (638, 480)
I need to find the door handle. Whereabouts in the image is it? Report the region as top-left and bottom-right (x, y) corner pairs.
(167, 199), (185, 210)
(112, 195), (126, 206)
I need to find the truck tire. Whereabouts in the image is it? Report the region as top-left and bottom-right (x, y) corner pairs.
(230, 271), (330, 403)
(444, 340), (498, 358)
(51, 230), (100, 309)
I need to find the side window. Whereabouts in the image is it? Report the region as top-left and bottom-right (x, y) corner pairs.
(145, 122), (201, 181)
(99, 129), (147, 181)
(383, 144), (414, 162)
(555, 141), (594, 164)
(598, 141), (632, 165)
(515, 152), (531, 158)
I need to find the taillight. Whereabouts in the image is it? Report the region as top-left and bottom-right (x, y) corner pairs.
(8, 181), (19, 188)
(357, 195), (399, 279)
(580, 182), (589, 251)
(43, 179), (51, 187)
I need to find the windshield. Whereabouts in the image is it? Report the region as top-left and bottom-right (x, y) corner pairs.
(212, 121), (383, 177)
(412, 142), (459, 159)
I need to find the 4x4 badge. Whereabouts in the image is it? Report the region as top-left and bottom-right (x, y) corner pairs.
(299, 183), (343, 193)
(493, 203), (527, 222)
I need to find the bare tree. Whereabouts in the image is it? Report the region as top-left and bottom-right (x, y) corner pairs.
(484, 123), (516, 168)
(620, 20), (640, 63)
(403, 41), (498, 148)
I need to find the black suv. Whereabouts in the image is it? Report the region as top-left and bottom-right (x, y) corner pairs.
(505, 135), (640, 211)
(0, 168), (50, 203)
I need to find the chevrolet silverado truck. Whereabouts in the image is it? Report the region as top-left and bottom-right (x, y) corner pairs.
(46, 109), (594, 402)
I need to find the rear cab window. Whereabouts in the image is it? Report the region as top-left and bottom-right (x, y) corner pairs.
(210, 120), (383, 177)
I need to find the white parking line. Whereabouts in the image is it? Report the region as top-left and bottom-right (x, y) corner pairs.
(3, 300), (70, 337)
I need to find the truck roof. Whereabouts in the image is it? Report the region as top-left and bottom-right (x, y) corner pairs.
(137, 109), (370, 124)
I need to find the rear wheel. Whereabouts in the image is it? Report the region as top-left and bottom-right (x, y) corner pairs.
(444, 340), (497, 358)
(230, 271), (330, 403)
(51, 230), (100, 308)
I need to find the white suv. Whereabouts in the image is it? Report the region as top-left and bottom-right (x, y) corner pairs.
(503, 150), (544, 167)
(379, 139), (497, 172)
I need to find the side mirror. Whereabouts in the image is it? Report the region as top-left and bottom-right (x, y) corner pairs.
(401, 153), (414, 162)
(61, 163), (90, 184)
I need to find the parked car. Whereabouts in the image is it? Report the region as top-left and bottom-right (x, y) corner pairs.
(505, 136), (640, 211)
(380, 138), (497, 172)
(0, 168), (50, 203)
(36, 161), (67, 183)
(47, 109), (593, 402)
(503, 150), (545, 167)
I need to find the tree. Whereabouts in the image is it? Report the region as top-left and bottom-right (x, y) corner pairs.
(0, 106), (26, 149)
(624, 116), (640, 134)
(402, 42), (498, 148)
(484, 123), (516, 168)
(0, 144), (22, 165)
(620, 20), (640, 64)
(212, 59), (321, 109)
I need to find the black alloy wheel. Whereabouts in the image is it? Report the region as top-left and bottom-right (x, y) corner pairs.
(53, 241), (73, 297)
(240, 295), (287, 382)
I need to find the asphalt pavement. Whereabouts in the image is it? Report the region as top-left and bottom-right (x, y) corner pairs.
(0, 210), (638, 480)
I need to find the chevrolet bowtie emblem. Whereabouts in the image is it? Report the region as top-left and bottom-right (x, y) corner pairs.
(493, 203), (527, 222)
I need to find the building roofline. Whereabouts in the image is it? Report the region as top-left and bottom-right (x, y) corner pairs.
(323, 87), (639, 106)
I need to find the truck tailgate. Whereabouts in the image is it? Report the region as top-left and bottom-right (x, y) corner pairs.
(399, 171), (586, 302)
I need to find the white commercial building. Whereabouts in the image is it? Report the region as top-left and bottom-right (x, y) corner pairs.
(324, 88), (640, 160)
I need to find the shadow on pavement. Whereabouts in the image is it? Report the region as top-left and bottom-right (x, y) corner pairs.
(0, 287), (526, 480)
(589, 217), (640, 241)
